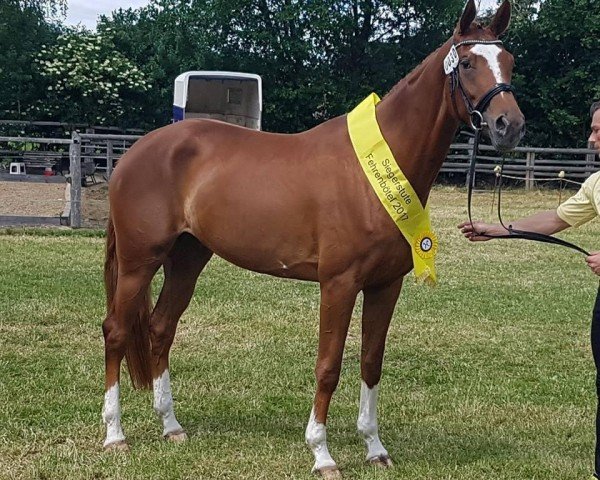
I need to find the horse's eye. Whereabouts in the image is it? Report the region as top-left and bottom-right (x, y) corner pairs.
(460, 60), (472, 69)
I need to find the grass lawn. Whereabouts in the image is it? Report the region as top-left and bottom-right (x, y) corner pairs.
(0, 186), (598, 479)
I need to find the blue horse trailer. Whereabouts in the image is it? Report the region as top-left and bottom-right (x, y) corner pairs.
(173, 71), (262, 130)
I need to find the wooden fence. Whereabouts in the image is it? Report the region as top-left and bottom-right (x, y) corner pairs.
(0, 133), (141, 228)
(442, 141), (599, 189)
(0, 133), (598, 228)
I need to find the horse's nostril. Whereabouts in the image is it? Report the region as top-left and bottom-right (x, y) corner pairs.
(495, 115), (509, 134)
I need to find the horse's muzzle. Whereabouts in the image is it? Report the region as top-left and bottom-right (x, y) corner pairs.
(486, 112), (526, 152)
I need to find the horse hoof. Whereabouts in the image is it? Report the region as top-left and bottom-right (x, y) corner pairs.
(104, 440), (129, 452)
(165, 430), (188, 443)
(316, 466), (342, 479)
(368, 455), (393, 468)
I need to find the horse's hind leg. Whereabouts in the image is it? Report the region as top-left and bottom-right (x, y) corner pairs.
(150, 233), (213, 441)
(102, 258), (162, 450)
(357, 278), (403, 468)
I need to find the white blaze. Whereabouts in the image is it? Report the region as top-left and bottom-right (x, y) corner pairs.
(470, 44), (504, 83)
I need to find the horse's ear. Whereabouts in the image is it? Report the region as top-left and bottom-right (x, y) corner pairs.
(457, 0), (477, 35)
(489, 0), (511, 37)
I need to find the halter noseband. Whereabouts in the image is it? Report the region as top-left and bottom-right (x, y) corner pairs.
(447, 39), (516, 130)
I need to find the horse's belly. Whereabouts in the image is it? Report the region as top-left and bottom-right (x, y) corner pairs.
(199, 235), (319, 281)
(186, 192), (320, 281)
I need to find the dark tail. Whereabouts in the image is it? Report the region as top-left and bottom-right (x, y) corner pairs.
(104, 216), (153, 390)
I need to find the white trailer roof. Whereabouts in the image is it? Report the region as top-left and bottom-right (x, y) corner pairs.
(173, 71), (262, 109)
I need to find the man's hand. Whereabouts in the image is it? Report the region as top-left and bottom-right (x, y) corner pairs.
(586, 252), (600, 276)
(458, 221), (499, 242)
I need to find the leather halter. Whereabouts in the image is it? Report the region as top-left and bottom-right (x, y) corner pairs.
(449, 39), (590, 256)
(449, 39), (515, 130)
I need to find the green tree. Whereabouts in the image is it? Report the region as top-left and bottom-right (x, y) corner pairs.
(0, 0), (59, 119)
(99, 0), (464, 131)
(6, 0), (600, 149)
(32, 29), (150, 126)
(198, 0), (464, 132)
(97, 0), (212, 129)
(19, 0), (66, 14)
(508, 0), (600, 147)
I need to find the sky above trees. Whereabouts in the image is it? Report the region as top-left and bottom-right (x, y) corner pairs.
(64, 0), (149, 29)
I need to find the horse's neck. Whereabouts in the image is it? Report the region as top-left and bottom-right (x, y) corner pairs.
(376, 40), (459, 205)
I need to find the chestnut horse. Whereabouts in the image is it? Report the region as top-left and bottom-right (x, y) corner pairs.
(102, 0), (524, 476)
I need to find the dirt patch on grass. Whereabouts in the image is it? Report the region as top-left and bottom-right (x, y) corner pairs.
(0, 178), (110, 229)
(0, 181), (66, 217)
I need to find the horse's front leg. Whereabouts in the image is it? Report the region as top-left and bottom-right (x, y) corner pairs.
(306, 276), (359, 479)
(357, 277), (403, 467)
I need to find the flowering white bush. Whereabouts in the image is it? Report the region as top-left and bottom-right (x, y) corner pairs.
(33, 29), (149, 125)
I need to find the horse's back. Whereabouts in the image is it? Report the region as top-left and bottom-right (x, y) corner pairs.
(110, 119), (305, 215)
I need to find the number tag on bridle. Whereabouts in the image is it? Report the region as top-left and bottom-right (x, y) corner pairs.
(443, 45), (459, 74)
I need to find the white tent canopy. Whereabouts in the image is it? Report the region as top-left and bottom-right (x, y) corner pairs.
(173, 71), (262, 130)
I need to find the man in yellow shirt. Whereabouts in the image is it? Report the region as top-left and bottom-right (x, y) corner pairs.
(459, 101), (600, 477)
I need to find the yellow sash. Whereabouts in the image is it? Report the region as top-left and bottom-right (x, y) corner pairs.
(347, 93), (438, 285)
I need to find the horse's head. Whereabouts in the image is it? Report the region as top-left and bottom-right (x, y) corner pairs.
(448, 0), (525, 151)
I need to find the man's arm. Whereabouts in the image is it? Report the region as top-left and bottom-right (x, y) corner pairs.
(458, 205), (600, 276)
(458, 209), (571, 242)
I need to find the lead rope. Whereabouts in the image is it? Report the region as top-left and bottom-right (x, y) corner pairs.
(466, 133), (590, 256)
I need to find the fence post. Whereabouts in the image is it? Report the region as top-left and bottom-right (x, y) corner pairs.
(525, 151), (535, 190)
(69, 132), (82, 228)
(106, 140), (114, 180)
